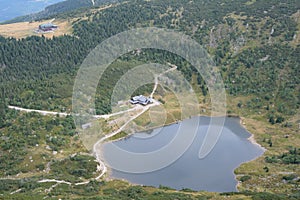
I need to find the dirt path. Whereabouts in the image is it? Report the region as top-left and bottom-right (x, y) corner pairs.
(93, 64), (176, 179)
(8, 106), (69, 116)
(93, 99), (160, 179)
(9, 104), (142, 119)
(150, 63), (177, 98)
(7, 64), (177, 184)
(38, 179), (72, 185)
(94, 105), (144, 119)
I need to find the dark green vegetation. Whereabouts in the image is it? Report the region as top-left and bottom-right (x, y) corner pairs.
(0, 107), (79, 177)
(0, 35), (84, 111)
(265, 147), (300, 164)
(0, 0), (299, 199)
(1, 0), (299, 117)
(50, 154), (98, 181)
(1, 177), (299, 200)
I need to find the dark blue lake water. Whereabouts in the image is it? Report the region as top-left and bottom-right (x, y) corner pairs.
(0, 0), (64, 22)
(101, 117), (264, 192)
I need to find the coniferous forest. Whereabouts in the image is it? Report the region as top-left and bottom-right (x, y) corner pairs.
(0, 0), (299, 199)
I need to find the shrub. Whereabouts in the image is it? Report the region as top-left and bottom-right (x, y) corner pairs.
(240, 175), (251, 182)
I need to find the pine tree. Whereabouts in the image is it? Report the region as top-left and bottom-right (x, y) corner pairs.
(0, 92), (7, 128)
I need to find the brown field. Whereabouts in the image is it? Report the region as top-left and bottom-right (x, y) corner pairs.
(0, 19), (72, 39)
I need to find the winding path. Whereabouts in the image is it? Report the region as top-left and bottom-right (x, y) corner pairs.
(93, 63), (177, 179)
(8, 104), (143, 120)
(7, 64), (177, 186)
(93, 99), (160, 180)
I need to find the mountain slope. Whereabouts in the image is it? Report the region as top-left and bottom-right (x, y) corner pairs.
(0, 0), (299, 198)
(3, 0), (122, 24)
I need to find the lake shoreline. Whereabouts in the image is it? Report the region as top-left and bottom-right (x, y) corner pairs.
(99, 113), (266, 192)
(234, 117), (266, 191)
(239, 117), (266, 151)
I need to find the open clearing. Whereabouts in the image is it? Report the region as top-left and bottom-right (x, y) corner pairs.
(0, 20), (72, 39)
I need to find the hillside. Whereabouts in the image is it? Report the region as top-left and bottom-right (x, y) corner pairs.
(2, 0), (122, 24)
(0, 4), (113, 39)
(0, 0), (299, 199)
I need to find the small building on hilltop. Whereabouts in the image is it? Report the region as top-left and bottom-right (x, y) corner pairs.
(35, 18), (58, 33)
(130, 95), (153, 105)
(37, 22), (58, 32)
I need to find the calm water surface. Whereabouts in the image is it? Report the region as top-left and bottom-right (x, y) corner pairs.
(102, 117), (264, 192)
